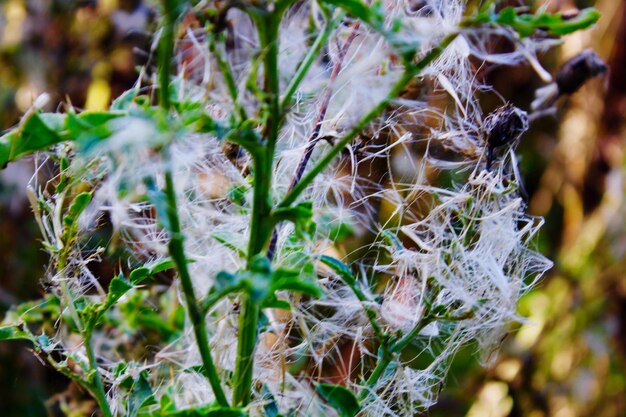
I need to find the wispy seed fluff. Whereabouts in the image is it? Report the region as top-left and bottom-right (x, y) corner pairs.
(30, 1), (556, 416)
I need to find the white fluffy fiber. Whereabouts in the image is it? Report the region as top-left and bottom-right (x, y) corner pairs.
(30, 1), (556, 415)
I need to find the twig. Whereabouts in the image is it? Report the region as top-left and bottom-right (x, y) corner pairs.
(268, 22), (360, 259)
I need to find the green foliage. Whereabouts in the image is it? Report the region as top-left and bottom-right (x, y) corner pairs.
(126, 372), (157, 417)
(467, 6), (601, 37)
(319, 255), (356, 285)
(0, 0), (603, 415)
(315, 383), (361, 417)
(0, 325), (37, 343)
(212, 254), (322, 305)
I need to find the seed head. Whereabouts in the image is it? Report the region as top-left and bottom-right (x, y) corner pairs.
(556, 49), (607, 95)
(484, 104), (529, 149)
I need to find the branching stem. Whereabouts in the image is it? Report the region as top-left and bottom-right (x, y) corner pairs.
(279, 33), (459, 208)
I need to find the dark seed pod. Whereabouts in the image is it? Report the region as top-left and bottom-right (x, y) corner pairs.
(484, 104), (529, 148)
(483, 104), (528, 170)
(556, 49), (607, 95)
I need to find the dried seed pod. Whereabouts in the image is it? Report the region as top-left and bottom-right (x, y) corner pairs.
(532, 49), (607, 111)
(556, 49), (608, 95)
(483, 104), (529, 169)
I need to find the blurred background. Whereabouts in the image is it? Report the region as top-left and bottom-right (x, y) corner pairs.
(0, 0), (624, 416)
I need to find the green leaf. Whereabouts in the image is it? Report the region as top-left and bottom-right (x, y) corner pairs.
(68, 111), (123, 153)
(145, 405), (246, 417)
(322, 0), (373, 23)
(149, 258), (177, 275)
(272, 201), (315, 238)
(319, 255), (356, 285)
(538, 8), (601, 35)
(77, 111), (124, 126)
(0, 112), (65, 168)
(316, 383), (361, 417)
(129, 267), (151, 285)
(63, 192), (92, 228)
(127, 372), (156, 417)
(466, 7), (601, 38)
(0, 325), (36, 343)
(111, 88), (139, 110)
(210, 231), (247, 258)
(261, 295), (291, 310)
(380, 230), (404, 252)
(12, 295), (61, 323)
(261, 385), (280, 417)
(82, 274), (134, 327)
(271, 274), (322, 299)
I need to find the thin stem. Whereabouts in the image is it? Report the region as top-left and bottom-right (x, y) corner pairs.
(359, 350), (392, 401)
(158, 0), (176, 111)
(164, 171), (229, 407)
(268, 21), (359, 259)
(278, 33), (459, 209)
(279, 11), (342, 111)
(208, 32), (248, 120)
(85, 331), (114, 417)
(232, 293), (260, 406)
(358, 313), (433, 402)
(348, 282), (385, 341)
(58, 246), (112, 417)
(287, 22), (360, 192)
(159, 0), (229, 407)
(359, 315), (433, 401)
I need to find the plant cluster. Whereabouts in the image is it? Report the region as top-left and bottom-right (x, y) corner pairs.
(0, 1), (600, 416)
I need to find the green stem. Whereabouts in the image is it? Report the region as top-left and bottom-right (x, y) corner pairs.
(359, 349), (392, 402)
(279, 33), (459, 208)
(358, 314), (433, 402)
(280, 11), (341, 112)
(208, 32), (248, 121)
(233, 9), (284, 407)
(164, 172), (229, 407)
(58, 248), (113, 417)
(159, 0), (228, 407)
(84, 330), (114, 417)
(158, 0), (176, 111)
(232, 293), (260, 406)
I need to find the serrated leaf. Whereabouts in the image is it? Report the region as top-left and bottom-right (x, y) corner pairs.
(319, 255), (356, 285)
(316, 383), (361, 417)
(99, 274), (134, 316)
